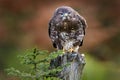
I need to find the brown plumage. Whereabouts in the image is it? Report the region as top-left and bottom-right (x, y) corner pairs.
(49, 6), (87, 52)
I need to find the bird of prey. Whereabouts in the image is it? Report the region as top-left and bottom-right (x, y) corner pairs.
(49, 6), (87, 52)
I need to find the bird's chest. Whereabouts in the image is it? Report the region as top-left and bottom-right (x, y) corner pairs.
(58, 22), (78, 39)
(58, 21), (77, 33)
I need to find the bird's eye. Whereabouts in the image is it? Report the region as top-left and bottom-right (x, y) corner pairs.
(60, 13), (63, 16)
(59, 12), (63, 15)
(68, 12), (71, 14)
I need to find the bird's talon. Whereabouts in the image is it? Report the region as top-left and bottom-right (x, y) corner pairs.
(68, 48), (74, 53)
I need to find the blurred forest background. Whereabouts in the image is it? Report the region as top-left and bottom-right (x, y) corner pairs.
(0, 0), (120, 80)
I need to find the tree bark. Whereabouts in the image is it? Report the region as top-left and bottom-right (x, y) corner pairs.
(50, 52), (86, 80)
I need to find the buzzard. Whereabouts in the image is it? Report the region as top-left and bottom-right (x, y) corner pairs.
(49, 6), (87, 52)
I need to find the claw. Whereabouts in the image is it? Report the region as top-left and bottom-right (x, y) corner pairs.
(68, 48), (74, 53)
(63, 48), (74, 53)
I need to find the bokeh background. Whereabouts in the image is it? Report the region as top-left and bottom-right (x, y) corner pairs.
(0, 0), (120, 80)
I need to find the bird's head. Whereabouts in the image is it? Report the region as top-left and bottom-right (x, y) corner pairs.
(54, 6), (77, 22)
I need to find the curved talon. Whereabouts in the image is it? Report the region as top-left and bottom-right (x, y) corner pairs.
(63, 48), (73, 53)
(68, 48), (74, 53)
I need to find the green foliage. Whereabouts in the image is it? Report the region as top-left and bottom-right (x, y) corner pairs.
(6, 48), (63, 80)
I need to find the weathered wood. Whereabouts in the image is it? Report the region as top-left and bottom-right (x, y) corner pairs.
(50, 52), (85, 80)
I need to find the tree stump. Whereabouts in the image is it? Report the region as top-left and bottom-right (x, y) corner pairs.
(50, 52), (85, 80)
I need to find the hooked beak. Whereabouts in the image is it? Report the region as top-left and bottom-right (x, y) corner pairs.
(62, 13), (69, 21)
